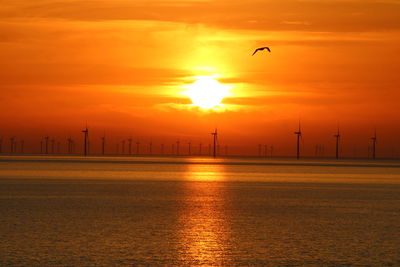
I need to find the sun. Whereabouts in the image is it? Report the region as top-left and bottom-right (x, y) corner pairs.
(184, 76), (230, 109)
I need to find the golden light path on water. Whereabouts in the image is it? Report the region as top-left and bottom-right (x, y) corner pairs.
(177, 163), (232, 265)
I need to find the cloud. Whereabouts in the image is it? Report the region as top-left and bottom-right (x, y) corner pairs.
(1, 0), (400, 32)
(154, 102), (245, 113)
(0, 63), (190, 86)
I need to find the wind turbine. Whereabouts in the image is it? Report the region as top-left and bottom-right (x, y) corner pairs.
(51, 139), (55, 154)
(71, 139), (75, 154)
(294, 122), (302, 159)
(20, 140), (24, 154)
(176, 140), (180, 156)
(211, 129), (218, 158)
(127, 138), (132, 155)
(44, 136), (49, 154)
(10, 137), (15, 153)
(334, 128), (341, 159)
(371, 130), (377, 159)
(121, 140), (126, 155)
(82, 126), (89, 156)
(136, 141), (140, 155)
(101, 134), (106, 155)
(67, 137), (73, 154)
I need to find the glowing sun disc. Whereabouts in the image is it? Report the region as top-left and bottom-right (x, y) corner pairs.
(185, 76), (230, 109)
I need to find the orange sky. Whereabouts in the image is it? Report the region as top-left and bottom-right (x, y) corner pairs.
(1, 0), (400, 157)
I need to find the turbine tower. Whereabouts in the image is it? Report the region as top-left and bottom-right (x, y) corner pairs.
(211, 129), (218, 158)
(294, 122), (302, 159)
(71, 139), (75, 154)
(371, 131), (377, 159)
(67, 137), (73, 154)
(149, 141), (152, 155)
(10, 137), (15, 153)
(128, 138), (132, 155)
(176, 140), (180, 156)
(21, 140), (24, 154)
(136, 141), (140, 155)
(44, 136), (49, 154)
(101, 135), (106, 155)
(82, 126), (89, 156)
(334, 128), (341, 159)
(51, 139), (55, 154)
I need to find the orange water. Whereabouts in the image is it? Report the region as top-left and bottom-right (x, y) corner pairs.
(0, 156), (399, 265)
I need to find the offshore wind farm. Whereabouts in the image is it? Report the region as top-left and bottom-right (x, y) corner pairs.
(0, 124), (398, 160)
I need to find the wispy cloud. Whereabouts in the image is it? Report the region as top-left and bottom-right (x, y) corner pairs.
(1, 0), (399, 32)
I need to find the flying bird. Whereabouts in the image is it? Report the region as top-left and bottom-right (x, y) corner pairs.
(252, 46), (271, 56)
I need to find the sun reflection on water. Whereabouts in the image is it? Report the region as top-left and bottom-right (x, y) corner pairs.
(184, 163), (227, 181)
(177, 164), (232, 265)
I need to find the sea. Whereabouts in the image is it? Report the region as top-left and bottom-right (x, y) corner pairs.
(0, 155), (399, 266)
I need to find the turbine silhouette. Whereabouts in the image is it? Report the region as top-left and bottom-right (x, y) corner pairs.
(101, 134), (106, 155)
(67, 137), (73, 154)
(82, 126), (89, 156)
(10, 137), (15, 153)
(371, 130), (377, 159)
(294, 122), (302, 159)
(211, 129), (218, 158)
(127, 138), (132, 155)
(334, 128), (341, 159)
(44, 136), (49, 154)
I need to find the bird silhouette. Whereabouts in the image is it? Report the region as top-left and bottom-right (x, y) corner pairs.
(252, 46), (271, 56)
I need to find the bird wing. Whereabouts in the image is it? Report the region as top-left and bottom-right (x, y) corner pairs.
(266, 47), (271, 52)
(252, 49), (260, 56)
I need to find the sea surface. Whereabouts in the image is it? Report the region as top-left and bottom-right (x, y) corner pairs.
(0, 156), (399, 266)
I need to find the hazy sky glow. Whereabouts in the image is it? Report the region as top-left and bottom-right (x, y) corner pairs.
(1, 0), (400, 156)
